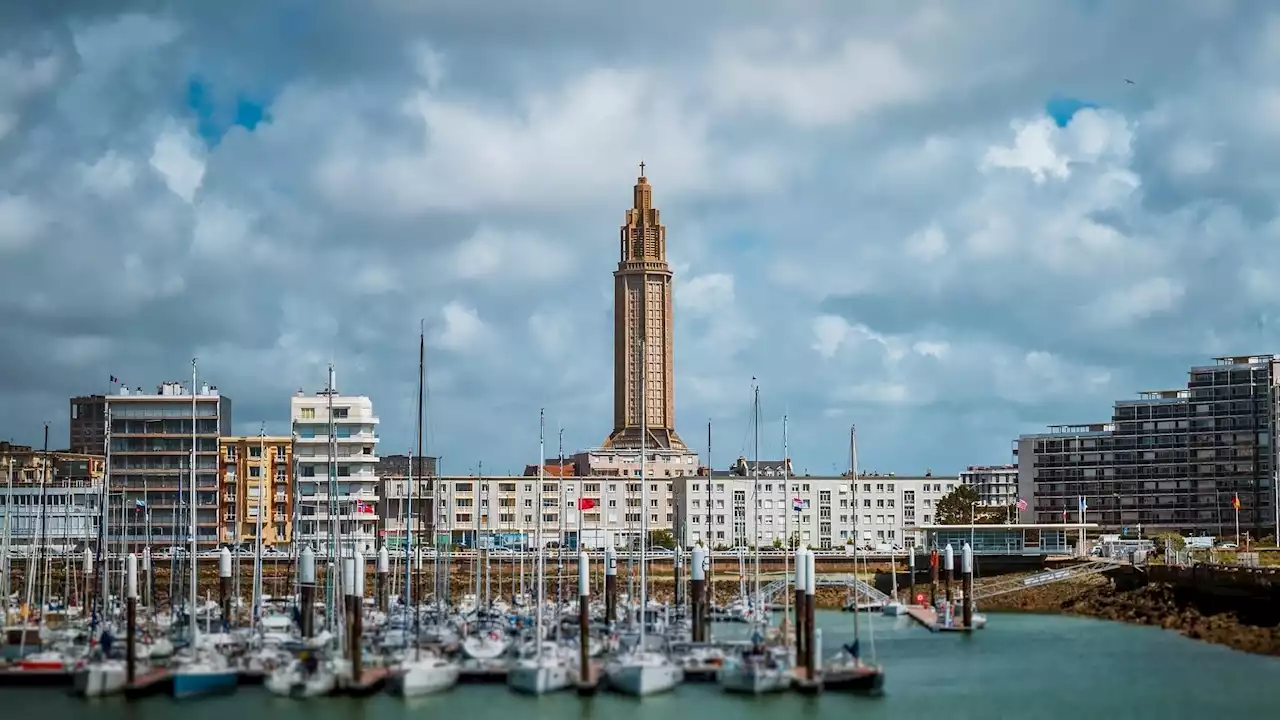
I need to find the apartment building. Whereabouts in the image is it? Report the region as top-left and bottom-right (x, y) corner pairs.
(69, 394), (108, 455)
(672, 461), (956, 550)
(1016, 355), (1278, 535)
(0, 443), (105, 548)
(961, 465), (1020, 507)
(378, 455), (437, 550)
(105, 381), (231, 547)
(290, 381), (380, 553)
(219, 435), (294, 547)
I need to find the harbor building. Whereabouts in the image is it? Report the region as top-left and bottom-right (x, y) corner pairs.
(0, 442), (104, 549)
(290, 376), (381, 553)
(105, 380), (231, 548)
(218, 435), (294, 547)
(69, 394), (109, 455)
(671, 461), (956, 551)
(961, 465), (1020, 507)
(1016, 355), (1278, 536)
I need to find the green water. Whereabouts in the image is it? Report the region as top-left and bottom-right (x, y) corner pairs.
(4, 612), (1278, 718)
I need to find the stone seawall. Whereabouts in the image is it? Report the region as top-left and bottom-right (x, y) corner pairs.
(976, 570), (1280, 657)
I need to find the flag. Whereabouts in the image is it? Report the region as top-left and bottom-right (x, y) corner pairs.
(1232, 494), (1241, 511)
(110, 375), (119, 384)
(354, 500), (371, 513)
(1015, 498), (1028, 511)
(1079, 497), (1088, 512)
(1062, 507), (1068, 521)
(135, 500), (147, 511)
(577, 498), (597, 510)
(792, 497), (809, 512)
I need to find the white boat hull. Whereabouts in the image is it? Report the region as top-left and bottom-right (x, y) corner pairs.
(391, 661), (460, 697)
(607, 662), (684, 696)
(882, 602), (907, 617)
(507, 661), (572, 696)
(717, 663), (791, 695)
(74, 662), (129, 698)
(265, 666), (337, 698)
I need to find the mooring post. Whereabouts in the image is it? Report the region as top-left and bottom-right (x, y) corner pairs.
(962, 542), (974, 630)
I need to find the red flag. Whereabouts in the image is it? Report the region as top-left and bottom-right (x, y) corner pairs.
(577, 498), (597, 510)
(1232, 495), (1241, 511)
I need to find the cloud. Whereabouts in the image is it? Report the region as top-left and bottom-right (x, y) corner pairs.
(434, 301), (491, 353)
(2, 2), (1279, 478)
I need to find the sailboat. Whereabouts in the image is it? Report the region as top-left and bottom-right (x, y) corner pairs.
(824, 425), (885, 695)
(507, 410), (572, 696)
(172, 361), (239, 699)
(718, 385), (791, 696)
(607, 359), (683, 696)
(390, 329), (461, 698)
(882, 546), (907, 617)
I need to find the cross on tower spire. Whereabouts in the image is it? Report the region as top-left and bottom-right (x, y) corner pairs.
(639, 159), (646, 177)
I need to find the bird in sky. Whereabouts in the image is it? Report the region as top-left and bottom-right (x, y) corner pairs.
(1124, 78), (1136, 85)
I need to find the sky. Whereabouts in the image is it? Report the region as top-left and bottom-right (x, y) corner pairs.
(1, 0), (1277, 477)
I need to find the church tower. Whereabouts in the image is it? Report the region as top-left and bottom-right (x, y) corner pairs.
(602, 163), (686, 450)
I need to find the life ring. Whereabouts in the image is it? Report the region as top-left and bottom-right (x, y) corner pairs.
(914, 592), (927, 605)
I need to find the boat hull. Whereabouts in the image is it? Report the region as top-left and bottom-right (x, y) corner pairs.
(507, 663), (571, 696)
(389, 662), (460, 696)
(717, 664), (791, 695)
(172, 670), (238, 699)
(882, 602), (908, 617)
(607, 663), (683, 696)
(265, 668), (336, 698)
(824, 665), (885, 695)
(73, 663), (130, 698)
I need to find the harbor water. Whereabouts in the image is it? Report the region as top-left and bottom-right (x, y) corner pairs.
(4, 612), (1277, 718)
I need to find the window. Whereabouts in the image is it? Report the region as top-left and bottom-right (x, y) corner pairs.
(300, 408), (316, 419)
(249, 446), (262, 458)
(333, 408), (349, 419)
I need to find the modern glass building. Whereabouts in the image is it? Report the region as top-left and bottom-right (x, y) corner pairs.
(1016, 355), (1277, 537)
(106, 381), (232, 547)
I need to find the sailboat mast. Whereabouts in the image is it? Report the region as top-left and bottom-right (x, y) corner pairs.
(535, 409), (545, 661)
(35, 423), (49, 630)
(705, 420), (712, 643)
(850, 425), (861, 641)
(99, 406), (110, 632)
(783, 414), (790, 647)
(253, 426), (266, 629)
(753, 387), (764, 618)
(188, 359), (199, 646)
(414, 326), (425, 656)
(639, 361), (647, 645)
(1, 459), (10, 621)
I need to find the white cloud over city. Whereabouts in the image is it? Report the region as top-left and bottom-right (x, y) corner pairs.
(0, 0), (1276, 474)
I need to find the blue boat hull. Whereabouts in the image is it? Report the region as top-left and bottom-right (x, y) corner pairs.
(171, 670), (238, 699)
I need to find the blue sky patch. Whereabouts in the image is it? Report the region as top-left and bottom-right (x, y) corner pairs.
(185, 76), (271, 147)
(1045, 96), (1098, 128)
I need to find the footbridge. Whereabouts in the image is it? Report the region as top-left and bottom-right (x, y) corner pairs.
(972, 558), (1126, 601)
(761, 573), (892, 608)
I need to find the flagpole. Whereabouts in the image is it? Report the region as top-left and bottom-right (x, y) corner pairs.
(1234, 495), (1241, 546)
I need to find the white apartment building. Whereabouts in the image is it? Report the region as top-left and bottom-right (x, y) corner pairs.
(960, 465), (1019, 507)
(384, 473), (681, 549)
(290, 380), (380, 553)
(672, 463), (958, 551)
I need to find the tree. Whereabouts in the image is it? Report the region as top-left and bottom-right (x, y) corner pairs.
(648, 528), (677, 550)
(934, 485), (984, 525)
